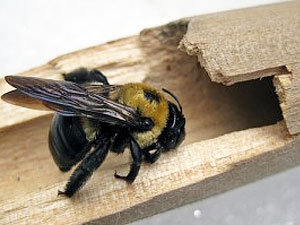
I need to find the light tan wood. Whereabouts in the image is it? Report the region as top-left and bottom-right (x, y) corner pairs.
(0, 36), (146, 131)
(274, 63), (300, 134)
(1, 2), (300, 224)
(180, 1), (300, 85)
(1, 119), (300, 225)
(179, 1), (300, 135)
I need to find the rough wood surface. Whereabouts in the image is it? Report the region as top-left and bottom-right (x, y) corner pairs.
(1, 2), (300, 225)
(274, 63), (300, 134)
(179, 1), (300, 135)
(1, 119), (299, 225)
(180, 1), (300, 85)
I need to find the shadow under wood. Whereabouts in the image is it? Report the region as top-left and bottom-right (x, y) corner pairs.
(183, 68), (283, 144)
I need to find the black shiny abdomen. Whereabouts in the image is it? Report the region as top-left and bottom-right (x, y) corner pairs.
(49, 114), (92, 171)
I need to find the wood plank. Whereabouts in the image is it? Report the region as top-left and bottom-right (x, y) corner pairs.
(274, 63), (300, 134)
(1, 120), (299, 225)
(1, 2), (300, 224)
(179, 1), (300, 135)
(179, 1), (300, 85)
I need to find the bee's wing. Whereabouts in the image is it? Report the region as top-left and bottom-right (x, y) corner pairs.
(2, 89), (80, 116)
(2, 76), (141, 127)
(2, 89), (53, 111)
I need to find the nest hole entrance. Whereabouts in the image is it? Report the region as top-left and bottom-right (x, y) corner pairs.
(161, 66), (283, 145)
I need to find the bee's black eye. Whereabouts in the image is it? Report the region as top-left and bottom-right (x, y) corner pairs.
(158, 102), (186, 151)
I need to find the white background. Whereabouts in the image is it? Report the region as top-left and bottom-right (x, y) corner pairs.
(0, 0), (281, 75)
(2, 1), (300, 225)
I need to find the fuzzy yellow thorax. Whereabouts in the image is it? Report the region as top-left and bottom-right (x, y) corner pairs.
(118, 83), (169, 148)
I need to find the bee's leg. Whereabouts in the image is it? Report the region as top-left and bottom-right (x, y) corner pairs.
(114, 139), (142, 183)
(58, 137), (111, 197)
(144, 148), (162, 164)
(63, 68), (109, 85)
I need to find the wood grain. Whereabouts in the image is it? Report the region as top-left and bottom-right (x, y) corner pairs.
(274, 63), (300, 134)
(1, 2), (300, 224)
(0, 36), (146, 131)
(180, 1), (300, 85)
(1, 120), (299, 225)
(179, 1), (300, 135)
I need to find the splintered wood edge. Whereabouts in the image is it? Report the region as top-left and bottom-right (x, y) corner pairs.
(1, 2), (300, 224)
(179, 1), (300, 85)
(1, 122), (299, 225)
(178, 1), (300, 135)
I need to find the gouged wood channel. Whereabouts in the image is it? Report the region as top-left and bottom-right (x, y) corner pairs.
(1, 2), (300, 224)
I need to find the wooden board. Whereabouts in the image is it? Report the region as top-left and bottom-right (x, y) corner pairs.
(274, 63), (300, 135)
(180, 1), (300, 85)
(179, 1), (300, 135)
(1, 119), (300, 225)
(1, 2), (300, 225)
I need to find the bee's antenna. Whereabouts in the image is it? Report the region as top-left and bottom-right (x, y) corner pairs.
(162, 88), (182, 113)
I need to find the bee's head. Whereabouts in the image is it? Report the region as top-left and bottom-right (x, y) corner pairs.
(158, 89), (186, 151)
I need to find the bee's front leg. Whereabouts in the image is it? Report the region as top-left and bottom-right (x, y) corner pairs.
(144, 148), (162, 164)
(114, 139), (142, 183)
(142, 143), (162, 164)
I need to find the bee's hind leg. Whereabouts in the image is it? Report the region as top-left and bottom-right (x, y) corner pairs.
(114, 139), (142, 183)
(58, 136), (111, 197)
(63, 67), (109, 85)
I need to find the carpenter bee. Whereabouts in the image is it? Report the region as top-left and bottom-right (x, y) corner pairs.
(1, 68), (186, 197)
